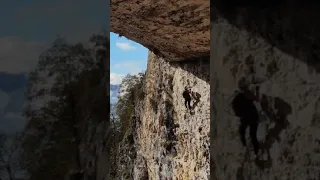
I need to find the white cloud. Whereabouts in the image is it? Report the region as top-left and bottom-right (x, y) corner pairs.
(110, 73), (125, 85)
(0, 36), (47, 74)
(116, 42), (137, 50)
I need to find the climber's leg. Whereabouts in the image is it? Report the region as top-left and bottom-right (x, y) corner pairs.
(239, 119), (248, 147)
(187, 99), (191, 109)
(185, 100), (188, 109)
(250, 121), (259, 155)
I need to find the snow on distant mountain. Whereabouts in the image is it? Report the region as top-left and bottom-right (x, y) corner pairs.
(110, 84), (120, 104)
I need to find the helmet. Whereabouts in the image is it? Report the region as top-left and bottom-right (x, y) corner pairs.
(238, 77), (249, 89)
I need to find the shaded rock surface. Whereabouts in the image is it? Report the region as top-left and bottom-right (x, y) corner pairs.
(110, 0), (210, 61)
(211, 3), (320, 180)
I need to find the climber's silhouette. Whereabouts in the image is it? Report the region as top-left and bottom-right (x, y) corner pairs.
(231, 77), (260, 155)
(182, 86), (192, 110)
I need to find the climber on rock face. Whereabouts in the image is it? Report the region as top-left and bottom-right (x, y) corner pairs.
(231, 77), (260, 155)
(182, 86), (192, 110)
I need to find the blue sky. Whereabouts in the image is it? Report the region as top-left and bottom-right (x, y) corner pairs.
(0, 0), (108, 134)
(110, 32), (148, 84)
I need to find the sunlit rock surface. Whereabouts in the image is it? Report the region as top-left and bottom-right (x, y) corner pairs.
(117, 52), (210, 180)
(110, 0), (210, 61)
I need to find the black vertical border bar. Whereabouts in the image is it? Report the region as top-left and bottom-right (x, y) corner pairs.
(210, 0), (217, 180)
(106, 0), (111, 179)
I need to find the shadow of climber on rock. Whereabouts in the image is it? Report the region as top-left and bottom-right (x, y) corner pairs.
(260, 95), (291, 145)
(231, 77), (260, 155)
(255, 95), (292, 168)
(247, 95), (292, 170)
(191, 92), (201, 110)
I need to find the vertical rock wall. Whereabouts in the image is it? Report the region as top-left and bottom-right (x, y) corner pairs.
(211, 14), (320, 180)
(132, 52), (210, 180)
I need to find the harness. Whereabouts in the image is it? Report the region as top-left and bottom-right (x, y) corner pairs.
(183, 90), (191, 100)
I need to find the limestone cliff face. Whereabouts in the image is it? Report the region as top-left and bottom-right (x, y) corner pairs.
(211, 5), (320, 179)
(110, 1), (210, 179)
(117, 52), (210, 180)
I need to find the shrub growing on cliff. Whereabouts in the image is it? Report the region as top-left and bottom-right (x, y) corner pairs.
(116, 72), (145, 136)
(109, 72), (145, 179)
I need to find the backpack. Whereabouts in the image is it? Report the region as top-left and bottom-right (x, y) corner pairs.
(182, 90), (191, 99)
(231, 92), (248, 117)
(231, 91), (258, 118)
